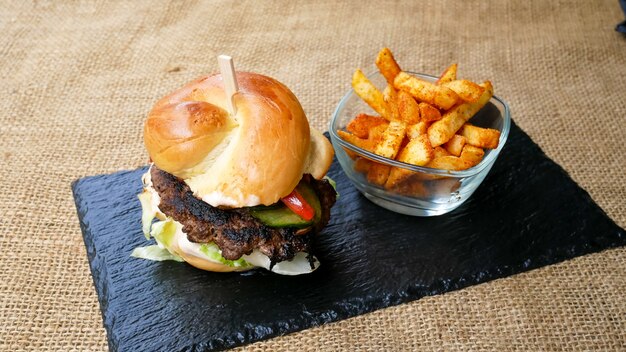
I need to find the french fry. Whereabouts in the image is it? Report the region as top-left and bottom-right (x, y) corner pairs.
(427, 81), (494, 147)
(375, 47), (402, 85)
(443, 135), (466, 157)
(394, 72), (459, 110)
(436, 63), (457, 85)
(365, 120), (407, 187)
(340, 122), (389, 159)
(396, 90), (420, 124)
(442, 80), (485, 103)
(406, 121), (429, 139)
(385, 134), (434, 188)
(414, 148), (452, 180)
(352, 69), (392, 120)
(391, 178), (429, 198)
(460, 145), (485, 166)
(433, 146), (452, 158)
(374, 121), (406, 159)
(383, 84), (397, 101)
(367, 163), (391, 186)
(337, 130), (376, 153)
(383, 84), (400, 121)
(338, 121), (391, 160)
(396, 134), (434, 166)
(383, 166), (407, 189)
(354, 157), (373, 173)
(369, 123), (388, 144)
(346, 114), (388, 139)
(418, 102), (442, 122)
(426, 156), (473, 171)
(458, 124), (500, 149)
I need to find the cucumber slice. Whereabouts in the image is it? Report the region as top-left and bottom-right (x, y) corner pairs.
(249, 207), (312, 228)
(249, 182), (322, 228)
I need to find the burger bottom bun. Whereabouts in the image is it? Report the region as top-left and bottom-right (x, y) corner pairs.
(179, 252), (251, 272)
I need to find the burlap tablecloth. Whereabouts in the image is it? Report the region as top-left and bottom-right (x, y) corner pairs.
(1, 1), (625, 350)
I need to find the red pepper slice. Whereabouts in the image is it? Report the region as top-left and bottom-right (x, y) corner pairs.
(281, 189), (315, 221)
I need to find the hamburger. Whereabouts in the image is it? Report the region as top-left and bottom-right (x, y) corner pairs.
(132, 72), (337, 275)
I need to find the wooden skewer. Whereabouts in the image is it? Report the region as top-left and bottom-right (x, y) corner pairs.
(217, 55), (239, 116)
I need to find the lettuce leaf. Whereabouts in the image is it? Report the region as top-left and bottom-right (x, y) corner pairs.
(138, 191), (155, 239)
(323, 176), (339, 199)
(150, 219), (177, 248)
(199, 243), (251, 268)
(131, 219), (183, 263)
(131, 245), (184, 262)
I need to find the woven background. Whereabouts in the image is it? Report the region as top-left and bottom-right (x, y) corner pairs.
(1, 0), (625, 350)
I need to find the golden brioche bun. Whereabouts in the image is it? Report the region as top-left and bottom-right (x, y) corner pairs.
(174, 247), (251, 273)
(144, 72), (333, 207)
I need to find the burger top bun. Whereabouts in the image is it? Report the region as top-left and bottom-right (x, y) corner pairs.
(144, 72), (333, 208)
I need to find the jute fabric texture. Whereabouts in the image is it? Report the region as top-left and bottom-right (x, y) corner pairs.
(1, 1), (625, 350)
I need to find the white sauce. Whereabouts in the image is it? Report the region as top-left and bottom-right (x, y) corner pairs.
(141, 165), (165, 219)
(200, 191), (260, 208)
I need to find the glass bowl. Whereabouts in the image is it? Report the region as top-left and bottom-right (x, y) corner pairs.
(329, 71), (511, 216)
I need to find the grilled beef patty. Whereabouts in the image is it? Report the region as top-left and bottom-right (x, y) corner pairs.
(150, 166), (336, 264)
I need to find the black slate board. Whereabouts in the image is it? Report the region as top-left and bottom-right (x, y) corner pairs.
(72, 122), (626, 352)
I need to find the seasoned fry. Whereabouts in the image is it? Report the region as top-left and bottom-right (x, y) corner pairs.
(458, 123), (500, 149)
(368, 123), (388, 143)
(339, 122), (389, 160)
(376, 47), (402, 85)
(367, 163), (391, 186)
(426, 156), (473, 171)
(460, 145), (485, 166)
(427, 81), (493, 147)
(397, 90), (420, 124)
(374, 121), (406, 159)
(337, 130), (376, 152)
(383, 84), (397, 102)
(346, 114), (388, 139)
(436, 63), (457, 85)
(394, 72), (459, 110)
(385, 135), (434, 188)
(418, 102), (442, 122)
(396, 134), (433, 166)
(352, 69), (392, 120)
(390, 177), (429, 197)
(442, 80), (485, 103)
(433, 146), (452, 158)
(383, 84), (400, 121)
(384, 167), (410, 189)
(337, 130), (371, 159)
(354, 157), (373, 173)
(406, 121), (429, 139)
(443, 135), (466, 157)
(399, 76), (458, 111)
